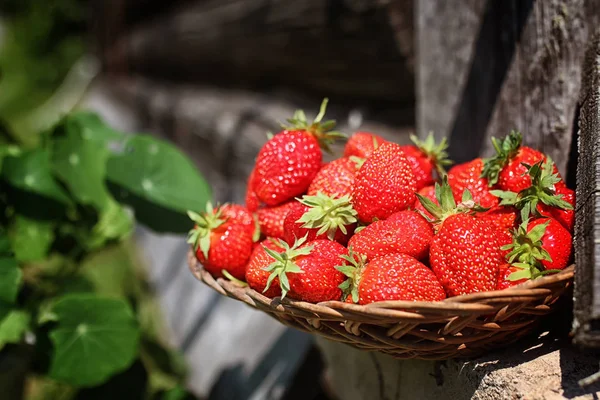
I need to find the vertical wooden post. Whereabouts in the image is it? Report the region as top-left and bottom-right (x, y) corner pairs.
(573, 28), (600, 347)
(417, 0), (599, 175)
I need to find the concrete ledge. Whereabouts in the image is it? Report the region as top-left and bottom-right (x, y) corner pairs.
(317, 330), (600, 400)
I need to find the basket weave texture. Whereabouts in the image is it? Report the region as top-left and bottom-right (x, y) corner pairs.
(188, 250), (574, 360)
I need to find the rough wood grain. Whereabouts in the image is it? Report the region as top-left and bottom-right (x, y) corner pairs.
(101, 0), (415, 105)
(418, 0), (599, 175)
(416, 0), (486, 144)
(573, 27), (600, 347)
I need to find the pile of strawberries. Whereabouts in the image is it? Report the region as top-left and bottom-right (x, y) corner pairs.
(188, 99), (574, 305)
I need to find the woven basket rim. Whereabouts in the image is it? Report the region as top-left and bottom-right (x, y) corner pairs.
(187, 249), (574, 313)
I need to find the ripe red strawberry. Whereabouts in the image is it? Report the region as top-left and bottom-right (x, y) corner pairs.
(400, 133), (452, 190)
(282, 194), (357, 246)
(262, 237), (347, 302)
(413, 185), (437, 220)
(496, 263), (528, 290)
(307, 157), (359, 198)
(253, 99), (344, 206)
(218, 203), (257, 238)
(481, 130), (563, 192)
(351, 142), (416, 223)
(343, 132), (386, 158)
(419, 180), (503, 296)
(505, 216), (572, 271)
(246, 239), (285, 298)
(537, 185), (575, 232)
(348, 210), (433, 261)
(256, 200), (297, 238)
(447, 158), (499, 209)
(491, 158), (574, 231)
(496, 229), (514, 260)
(337, 251), (445, 304)
(476, 206), (518, 232)
(245, 169), (261, 212)
(187, 203), (254, 280)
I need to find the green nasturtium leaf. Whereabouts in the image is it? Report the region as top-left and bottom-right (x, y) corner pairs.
(91, 200), (134, 244)
(0, 256), (21, 304)
(45, 293), (140, 387)
(0, 143), (21, 172)
(0, 236), (12, 255)
(2, 148), (72, 205)
(62, 111), (127, 144)
(50, 121), (112, 209)
(0, 309), (30, 350)
(9, 215), (54, 262)
(106, 135), (211, 233)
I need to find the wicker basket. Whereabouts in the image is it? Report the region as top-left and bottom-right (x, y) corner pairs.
(187, 250), (574, 360)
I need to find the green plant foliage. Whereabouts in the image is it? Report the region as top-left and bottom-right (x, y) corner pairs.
(0, 309), (30, 350)
(8, 215), (55, 263)
(2, 148), (72, 205)
(106, 135), (212, 233)
(0, 250), (22, 304)
(49, 119), (113, 209)
(43, 294), (140, 387)
(0, 0), (87, 129)
(0, 109), (208, 398)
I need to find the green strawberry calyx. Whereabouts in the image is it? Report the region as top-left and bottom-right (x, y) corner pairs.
(336, 247), (366, 303)
(280, 98), (346, 153)
(262, 235), (312, 299)
(409, 132), (453, 176)
(187, 202), (228, 259)
(222, 269), (248, 287)
(481, 130), (523, 186)
(415, 176), (488, 226)
(502, 205), (552, 279)
(296, 193), (358, 240)
(490, 157), (573, 219)
(504, 262), (540, 282)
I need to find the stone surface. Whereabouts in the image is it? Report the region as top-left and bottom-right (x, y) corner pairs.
(317, 331), (600, 400)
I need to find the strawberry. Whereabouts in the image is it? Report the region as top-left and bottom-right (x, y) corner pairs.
(348, 210), (433, 261)
(343, 132), (386, 158)
(351, 142), (417, 223)
(491, 158), (574, 231)
(256, 200), (297, 239)
(337, 250), (445, 304)
(253, 99), (344, 206)
(219, 203), (257, 238)
(282, 194), (357, 246)
(413, 185), (437, 220)
(187, 203), (255, 280)
(504, 215), (572, 272)
(496, 263), (528, 290)
(400, 133), (452, 190)
(476, 206), (518, 232)
(447, 158), (499, 209)
(307, 157), (359, 198)
(246, 239), (285, 298)
(262, 237), (347, 302)
(245, 169), (261, 212)
(481, 130), (563, 192)
(537, 185), (575, 232)
(419, 180), (504, 296)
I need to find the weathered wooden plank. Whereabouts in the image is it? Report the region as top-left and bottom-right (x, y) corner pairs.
(418, 0), (599, 175)
(416, 0), (486, 146)
(573, 27), (600, 347)
(101, 0), (415, 105)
